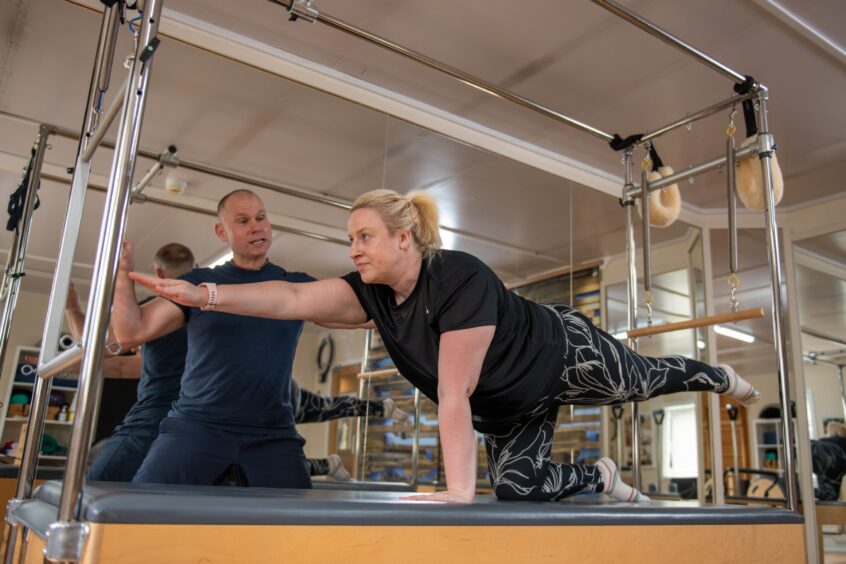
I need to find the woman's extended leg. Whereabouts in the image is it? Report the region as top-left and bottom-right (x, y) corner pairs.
(484, 405), (647, 502)
(546, 305), (759, 406)
(292, 379), (386, 423)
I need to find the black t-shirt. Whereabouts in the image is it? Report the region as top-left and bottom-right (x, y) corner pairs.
(342, 250), (565, 431)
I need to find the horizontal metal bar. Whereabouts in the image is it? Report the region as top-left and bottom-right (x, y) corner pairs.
(803, 355), (844, 369)
(592, 0), (746, 83)
(40, 171), (351, 247)
(37, 344), (82, 379)
(802, 327), (846, 349)
(139, 194), (352, 246)
(641, 91), (759, 144)
(305, 9), (614, 142)
(11, 114), (566, 264)
(623, 142), (758, 199)
(80, 77), (128, 164)
(174, 158), (351, 211)
(625, 307), (765, 339)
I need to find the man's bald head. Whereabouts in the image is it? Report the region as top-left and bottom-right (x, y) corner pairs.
(217, 189), (262, 219)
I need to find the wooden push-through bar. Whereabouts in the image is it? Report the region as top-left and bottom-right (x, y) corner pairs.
(626, 307), (765, 339)
(357, 368), (400, 380)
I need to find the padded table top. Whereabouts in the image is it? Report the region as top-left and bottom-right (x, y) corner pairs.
(29, 480), (804, 527)
(310, 479), (414, 492)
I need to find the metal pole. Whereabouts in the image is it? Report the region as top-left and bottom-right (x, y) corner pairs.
(727, 136), (738, 275)
(411, 388), (421, 485)
(641, 166), (652, 318)
(48, 2), (164, 557)
(841, 366), (846, 424)
(727, 404), (741, 496)
(354, 329), (372, 480)
(611, 405), (624, 465)
(756, 92), (798, 511)
(273, 2), (613, 142)
(0, 126), (52, 564)
(79, 5), (120, 150)
(622, 148), (642, 490)
(653, 410), (664, 493)
(0, 125), (50, 386)
(730, 419), (740, 494)
(591, 0), (747, 84)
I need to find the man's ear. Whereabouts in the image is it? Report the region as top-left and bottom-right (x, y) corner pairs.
(154, 267), (166, 280)
(214, 223), (227, 243)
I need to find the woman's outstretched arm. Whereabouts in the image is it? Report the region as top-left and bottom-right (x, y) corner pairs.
(129, 273), (368, 326)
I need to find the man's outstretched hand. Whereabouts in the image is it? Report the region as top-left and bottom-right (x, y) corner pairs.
(129, 272), (207, 308)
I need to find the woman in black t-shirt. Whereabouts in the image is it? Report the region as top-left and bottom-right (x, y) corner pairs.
(132, 189), (760, 504)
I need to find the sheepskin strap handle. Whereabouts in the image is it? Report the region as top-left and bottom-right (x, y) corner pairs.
(732, 74), (760, 138)
(740, 99), (758, 138)
(647, 143), (664, 171)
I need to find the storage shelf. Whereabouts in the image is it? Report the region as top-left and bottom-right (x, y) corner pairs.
(11, 382), (77, 392)
(5, 417), (72, 426)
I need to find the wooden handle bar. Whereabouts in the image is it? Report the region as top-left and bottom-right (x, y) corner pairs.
(357, 368), (400, 380)
(626, 307), (765, 339)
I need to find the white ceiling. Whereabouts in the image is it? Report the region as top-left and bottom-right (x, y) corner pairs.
(0, 0), (844, 353)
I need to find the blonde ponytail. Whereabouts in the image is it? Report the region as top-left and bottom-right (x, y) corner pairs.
(352, 189), (442, 260)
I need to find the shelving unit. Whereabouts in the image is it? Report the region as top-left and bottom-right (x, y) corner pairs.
(554, 406), (602, 465)
(0, 346), (78, 465)
(754, 419), (784, 474)
(351, 331), (491, 487)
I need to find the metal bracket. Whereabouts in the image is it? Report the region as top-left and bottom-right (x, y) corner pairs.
(756, 132), (775, 157)
(130, 147), (178, 197)
(159, 145), (179, 168)
(287, 0), (319, 23)
(44, 521), (90, 563)
(5, 498), (25, 527)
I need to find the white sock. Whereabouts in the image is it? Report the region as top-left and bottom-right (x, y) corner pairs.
(382, 398), (411, 423)
(327, 454), (352, 481)
(719, 364), (760, 406)
(596, 457), (650, 503)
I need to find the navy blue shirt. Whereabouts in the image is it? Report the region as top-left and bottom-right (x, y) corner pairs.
(115, 298), (186, 437)
(172, 261), (315, 435)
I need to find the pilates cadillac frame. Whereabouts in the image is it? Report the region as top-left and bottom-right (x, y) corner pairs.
(1, 0), (806, 562)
